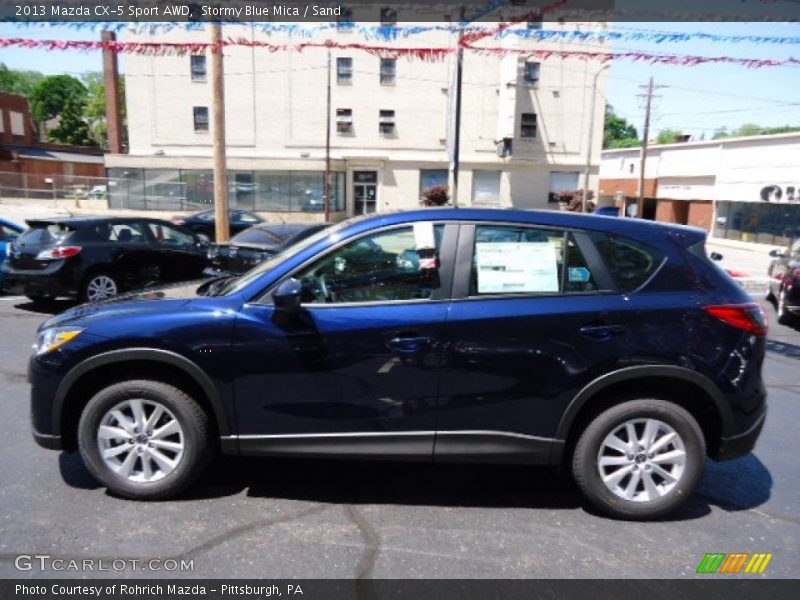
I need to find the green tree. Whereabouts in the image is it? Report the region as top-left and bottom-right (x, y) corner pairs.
(656, 128), (685, 144)
(47, 94), (92, 146)
(81, 71), (127, 148)
(0, 63), (44, 96)
(29, 75), (87, 124)
(733, 122), (763, 137)
(603, 105), (640, 148)
(712, 127), (729, 140)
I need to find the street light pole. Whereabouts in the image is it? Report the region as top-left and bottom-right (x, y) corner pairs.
(448, 6), (466, 208)
(583, 64), (609, 213)
(324, 46), (332, 223)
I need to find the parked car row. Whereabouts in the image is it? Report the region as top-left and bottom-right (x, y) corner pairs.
(1, 211), (327, 303)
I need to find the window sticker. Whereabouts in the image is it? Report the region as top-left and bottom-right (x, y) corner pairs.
(569, 267), (591, 283)
(476, 242), (559, 293)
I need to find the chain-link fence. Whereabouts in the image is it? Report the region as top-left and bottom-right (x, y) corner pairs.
(0, 172), (112, 202)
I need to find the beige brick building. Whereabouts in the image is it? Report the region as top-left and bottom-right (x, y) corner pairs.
(105, 21), (609, 219)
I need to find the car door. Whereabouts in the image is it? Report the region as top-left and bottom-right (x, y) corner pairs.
(231, 222), (457, 458)
(435, 222), (629, 463)
(145, 221), (207, 281)
(102, 221), (158, 288)
(769, 240), (798, 295)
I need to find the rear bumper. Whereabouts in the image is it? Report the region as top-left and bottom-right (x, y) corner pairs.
(1, 263), (76, 297)
(713, 408), (766, 461)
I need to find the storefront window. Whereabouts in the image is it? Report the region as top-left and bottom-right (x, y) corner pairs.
(144, 170), (183, 211)
(716, 200), (800, 245)
(181, 170), (214, 208)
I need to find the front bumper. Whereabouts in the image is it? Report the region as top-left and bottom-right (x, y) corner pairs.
(33, 426), (62, 450)
(713, 408), (766, 461)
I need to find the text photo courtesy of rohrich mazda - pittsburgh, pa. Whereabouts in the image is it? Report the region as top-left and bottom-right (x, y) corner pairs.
(0, 1), (799, 599)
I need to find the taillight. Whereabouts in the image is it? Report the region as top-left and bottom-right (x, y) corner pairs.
(36, 246), (82, 260)
(704, 303), (768, 336)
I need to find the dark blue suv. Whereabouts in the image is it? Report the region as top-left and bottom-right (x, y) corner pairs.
(29, 209), (767, 519)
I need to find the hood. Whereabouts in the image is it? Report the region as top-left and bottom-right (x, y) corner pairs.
(42, 279), (211, 330)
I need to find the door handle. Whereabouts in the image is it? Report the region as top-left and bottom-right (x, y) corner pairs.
(386, 336), (432, 354)
(579, 323), (625, 340)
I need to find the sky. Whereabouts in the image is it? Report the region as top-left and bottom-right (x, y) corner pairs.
(0, 20), (799, 141)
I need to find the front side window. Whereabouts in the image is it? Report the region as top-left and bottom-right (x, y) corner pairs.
(147, 223), (195, 247)
(470, 225), (597, 296)
(293, 225), (443, 304)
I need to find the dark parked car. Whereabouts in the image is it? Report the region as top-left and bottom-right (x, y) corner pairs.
(2, 216), (209, 303)
(29, 208), (766, 519)
(767, 239), (800, 324)
(172, 209), (264, 241)
(594, 205), (621, 217)
(205, 222), (330, 277)
(0, 217), (24, 289)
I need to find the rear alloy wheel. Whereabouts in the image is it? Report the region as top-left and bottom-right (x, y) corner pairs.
(777, 287), (795, 326)
(572, 400), (705, 520)
(82, 273), (118, 302)
(78, 380), (212, 499)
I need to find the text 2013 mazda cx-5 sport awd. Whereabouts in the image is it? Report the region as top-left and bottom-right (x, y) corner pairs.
(29, 209), (767, 519)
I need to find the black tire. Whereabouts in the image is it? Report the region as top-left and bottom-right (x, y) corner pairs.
(571, 399), (705, 520)
(25, 292), (55, 303)
(80, 271), (119, 303)
(78, 380), (212, 500)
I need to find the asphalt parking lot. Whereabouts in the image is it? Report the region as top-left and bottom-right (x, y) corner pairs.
(0, 293), (797, 580)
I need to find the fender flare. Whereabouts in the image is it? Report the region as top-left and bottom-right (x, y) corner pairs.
(53, 348), (231, 436)
(555, 365), (734, 441)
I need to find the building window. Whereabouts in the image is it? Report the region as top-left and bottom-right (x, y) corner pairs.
(0, 110), (4, 134)
(380, 7), (397, 25)
(379, 110), (395, 135)
(9, 111), (24, 136)
(524, 60), (541, 84)
(472, 170), (502, 206)
(380, 58), (396, 85)
(548, 171), (580, 203)
(337, 7), (354, 29)
(420, 169), (448, 198)
(336, 109), (353, 134)
(190, 55), (206, 82)
(337, 57), (353, 85)
(527, 17), (544, 29)
(521, 113), (537, 138)
(629, 163), (635, 174)
(193, 106), (209, 132)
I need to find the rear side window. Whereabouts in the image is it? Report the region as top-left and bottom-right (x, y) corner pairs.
(16, 224), (74, 245)
(470, 225), (598, 296)
(593, 234), (665, 293)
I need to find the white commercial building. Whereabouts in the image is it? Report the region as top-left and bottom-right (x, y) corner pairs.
(599, 132), (800, 244)
(105, 20), (609, 219)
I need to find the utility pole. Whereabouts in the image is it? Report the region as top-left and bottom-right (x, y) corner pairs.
(448, 6), (466, 208)
(324, 46), (332, 222)
(583, 64), (609, 212)
(636, 76), (664, 215)
(211, 23), (230, 242)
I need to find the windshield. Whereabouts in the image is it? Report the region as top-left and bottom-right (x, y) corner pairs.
(220, 220), (351, 296)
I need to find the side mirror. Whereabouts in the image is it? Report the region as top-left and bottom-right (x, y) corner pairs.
(769, 249), (785, 258)
(273, 278), (303, 312)
(196, 233), (210, 246)
(709, 252), (723, 261)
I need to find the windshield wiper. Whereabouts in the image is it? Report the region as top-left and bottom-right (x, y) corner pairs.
(198, 275), (238, 297)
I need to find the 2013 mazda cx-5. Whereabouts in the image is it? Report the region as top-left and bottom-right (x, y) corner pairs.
(29, 208), (767, 519)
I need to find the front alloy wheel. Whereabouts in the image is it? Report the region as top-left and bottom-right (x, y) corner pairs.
(78, 380), (212, 500)
(84, 273), (118, 302)
(572, 399), (705, 520)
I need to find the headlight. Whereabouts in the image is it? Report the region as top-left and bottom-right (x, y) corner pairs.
(34, 327), (84, 355)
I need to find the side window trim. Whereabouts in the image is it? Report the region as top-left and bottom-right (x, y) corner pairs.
(572, 231), (617, 293)
(254, 222), (458, 306)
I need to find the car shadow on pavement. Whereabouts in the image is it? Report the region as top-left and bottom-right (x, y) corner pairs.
(14, 299), (76, 315)
(766, 338), (800, 360)
(58, 450), (772, 520)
